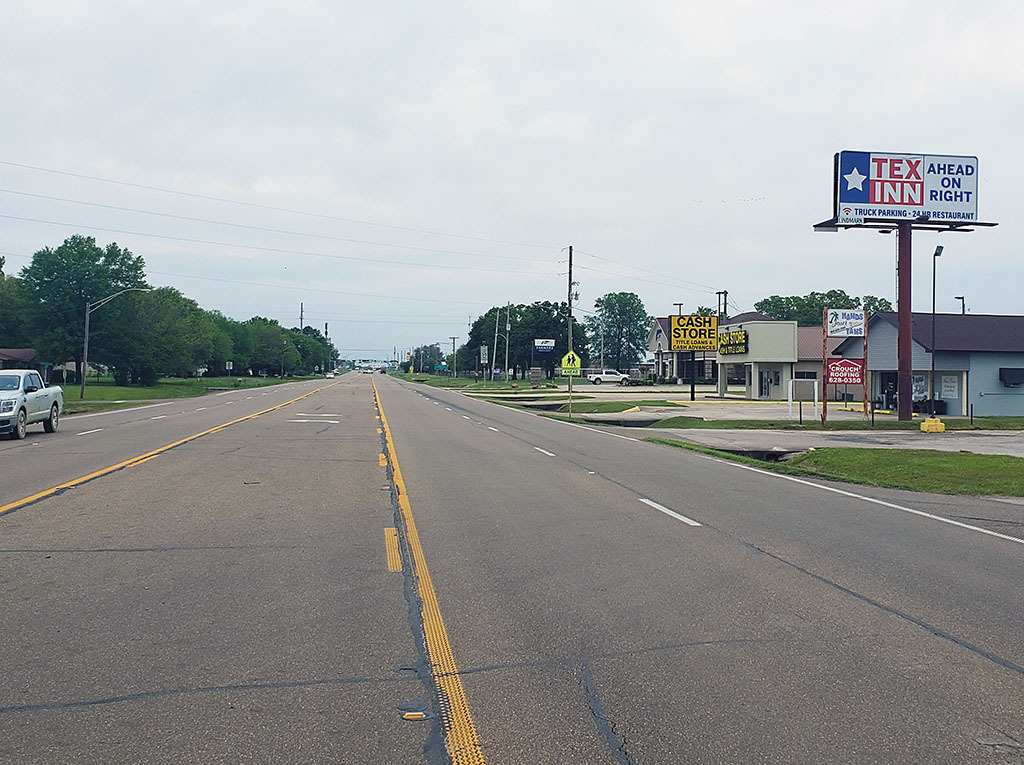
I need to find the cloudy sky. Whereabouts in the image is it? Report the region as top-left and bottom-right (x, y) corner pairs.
(2, 1), (1020, 359)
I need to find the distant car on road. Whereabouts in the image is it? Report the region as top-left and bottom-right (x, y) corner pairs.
(587, 369), (630, 385)
(325, 372), (335, 378)
(0, 370), (64, 439)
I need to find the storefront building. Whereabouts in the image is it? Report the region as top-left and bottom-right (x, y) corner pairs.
(834, 312), (1024, 416)
(715, 318), (798, 400)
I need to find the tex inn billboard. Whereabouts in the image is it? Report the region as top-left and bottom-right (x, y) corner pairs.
(835, 151), (978, 225)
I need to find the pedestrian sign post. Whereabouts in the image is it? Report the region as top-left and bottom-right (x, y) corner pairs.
(561, 349), (582, 418)
(561, 350), (581, 376)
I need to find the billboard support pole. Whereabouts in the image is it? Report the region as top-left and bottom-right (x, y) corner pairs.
(897, 222), (913, 421)
(821, 306), (828, 424)
(863, 312), (869, 419)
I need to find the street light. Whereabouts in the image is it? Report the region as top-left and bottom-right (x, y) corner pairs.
(955, 295), (966, 315)
(81, 287), (153, 399)
(930, 245), (943, 415)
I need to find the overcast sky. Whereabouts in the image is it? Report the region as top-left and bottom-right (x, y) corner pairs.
(2, 1), (1020, 359)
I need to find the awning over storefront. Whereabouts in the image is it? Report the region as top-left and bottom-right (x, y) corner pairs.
(998, 368), (1024, 387)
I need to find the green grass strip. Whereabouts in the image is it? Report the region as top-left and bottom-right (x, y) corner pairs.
(646, 437), (1024, 496)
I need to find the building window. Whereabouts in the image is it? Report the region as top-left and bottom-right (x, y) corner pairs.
(795, 371), (817, 379)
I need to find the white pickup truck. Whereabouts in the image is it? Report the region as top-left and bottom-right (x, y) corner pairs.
(587, 369), (630, 385)
(0, 369), (64, 439)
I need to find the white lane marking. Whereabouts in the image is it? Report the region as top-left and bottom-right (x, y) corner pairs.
(639, 498), (702, 527)
(215, 391), (234, 396)
(715, 458), (1024, 547)
(433, 402), (440, 405)
(287, 419), (340, 424)
(67, 401), (173, 419)
(496, 404), (641, 442)
(297, 413), (342, 416)
(76, 428), (103, 436)
(462, 415), (471, 420)
(245, 396), (253, 400)
(150, 415), (168, 420)
(195, 407), (207, 411)
(533, 447), (556, 457)
(224, 401), (234, 405)
(446, 407), (453, 411)
(488, 426), (499, 432)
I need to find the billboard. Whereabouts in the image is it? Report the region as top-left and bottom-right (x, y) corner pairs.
(826, 358), (864, 385)
(670, 315), (718, 351)
(835, 151), (978, 225)
(718, 330), (748, 355)
(826, 309), (865, 338)
(534, 339), (555, 352)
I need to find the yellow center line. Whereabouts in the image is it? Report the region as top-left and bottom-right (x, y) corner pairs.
(0, 385), (330, 518)
(384, 527), (402, 572)
(373, 379), (485, 764)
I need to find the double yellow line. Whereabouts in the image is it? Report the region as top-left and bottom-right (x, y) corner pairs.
(373, 380), (485, 765)
(0, 386), (328, 517)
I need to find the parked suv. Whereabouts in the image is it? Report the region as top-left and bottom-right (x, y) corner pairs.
(587, 370), (630, 385)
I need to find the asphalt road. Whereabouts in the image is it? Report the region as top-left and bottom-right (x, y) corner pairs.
(2, 373), (1022, 763)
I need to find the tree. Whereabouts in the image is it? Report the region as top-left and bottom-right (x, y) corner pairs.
(754, 291), (892, 326)
(20, 235), (147, 379)
(0, 272), (32, 348)
(410, 343), (444, 373)
(583, 292), (651, 371)
(862, 295), (894, 315)
(99, 288), (220, 384)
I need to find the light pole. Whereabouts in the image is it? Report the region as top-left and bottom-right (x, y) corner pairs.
(81, 287), (152, 399)
(955, 295), (966, 315)
(930, 245), (943, 415)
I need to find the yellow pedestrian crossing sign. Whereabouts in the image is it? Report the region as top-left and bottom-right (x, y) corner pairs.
(561, 350), (581, 376)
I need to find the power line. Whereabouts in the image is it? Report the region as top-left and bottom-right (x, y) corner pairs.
(575, 249), (719, 291)
(0, 214), (547, 276)
(144, 269), (483, 305)
(0, 188), (552, 264)
(0, 159), (554, 249)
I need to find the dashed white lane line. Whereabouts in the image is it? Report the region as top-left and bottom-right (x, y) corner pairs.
(76, 428), (103, 436)
(150, 415), (168, 420)
(446, 407), (453, 411)
(68, 401), (173, 419)
(462, 415), (471, 420)
(195, 407), (207, 411)
(287, 419), (340, 424)
(533, 447), (556, 457)
(488, 426), (499, 432)
(639, 498), (702, 527)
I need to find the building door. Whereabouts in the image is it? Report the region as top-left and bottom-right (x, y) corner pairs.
(879, 372), (898, 410)
(759, 370), (772, 398)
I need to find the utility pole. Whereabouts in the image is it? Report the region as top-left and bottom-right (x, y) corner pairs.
(492, 307), (500, 380)
(568, 245), (574, 416)
(450, 336), (458, 379)
(674, 302), (685, 315)
(504, 302), (511, 383)
(299, 302), (303, 330)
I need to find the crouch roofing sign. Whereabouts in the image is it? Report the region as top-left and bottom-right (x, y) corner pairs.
(826, 358), (864, 385)
(836, 151), (978, 225)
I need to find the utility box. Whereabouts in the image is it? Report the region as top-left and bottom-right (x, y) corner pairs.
(920, 417), (946, 433)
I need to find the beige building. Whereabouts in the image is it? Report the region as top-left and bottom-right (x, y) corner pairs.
(716, 319), (798, 400)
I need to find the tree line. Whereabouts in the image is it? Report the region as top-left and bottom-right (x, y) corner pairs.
(0, 236), (338, 384)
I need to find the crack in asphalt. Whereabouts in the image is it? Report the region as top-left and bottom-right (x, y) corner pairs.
(580, 658), (638, 765)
